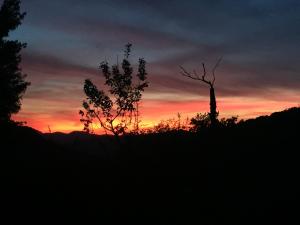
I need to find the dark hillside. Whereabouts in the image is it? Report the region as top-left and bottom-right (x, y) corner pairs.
(1, 107), (299, 224)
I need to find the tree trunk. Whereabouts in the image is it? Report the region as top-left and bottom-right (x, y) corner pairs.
(209, 86), (217, 127)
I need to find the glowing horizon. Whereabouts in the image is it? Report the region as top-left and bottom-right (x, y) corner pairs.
(14, 96), (299, 134)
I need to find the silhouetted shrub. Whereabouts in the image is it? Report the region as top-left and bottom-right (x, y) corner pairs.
(190, 113), (238, 132)
(190, 112), (211, 132)
(145, 113), (190, 134)
(219, 116), (238, 128)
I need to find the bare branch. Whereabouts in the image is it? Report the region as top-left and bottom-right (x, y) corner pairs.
(180, 68), (193, 79)
(212, 57), (222, 85)
(202, 63), (206, 80)
(180, 71), (201, 81)
(193, 70), (199, 79)
(179, 65), (211, 86)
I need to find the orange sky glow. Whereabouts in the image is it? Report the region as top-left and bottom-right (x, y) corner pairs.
(14, 95), (299, 134)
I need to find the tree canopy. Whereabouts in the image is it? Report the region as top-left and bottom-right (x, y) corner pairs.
(80, 44), (148, 136)
(0, 0), (30, 123)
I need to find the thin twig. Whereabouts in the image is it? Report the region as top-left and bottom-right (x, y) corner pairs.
(212, 57), (222, 85)
(202, 63), (206, 80)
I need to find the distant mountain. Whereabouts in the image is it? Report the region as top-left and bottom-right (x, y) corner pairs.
(44, 130), (101, 143)
(43, 131), (118, 155)
(240, 107), (300, 130)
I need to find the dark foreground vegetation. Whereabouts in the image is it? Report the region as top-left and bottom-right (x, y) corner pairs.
(1, 107), (299, 224)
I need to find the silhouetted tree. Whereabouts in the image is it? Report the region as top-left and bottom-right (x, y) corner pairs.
(180, 58), (222, 127)
(0, 0), (30, 123)
(79, 44), (148, 137)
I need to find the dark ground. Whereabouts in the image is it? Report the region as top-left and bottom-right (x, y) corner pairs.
(1, 107), (299, 225)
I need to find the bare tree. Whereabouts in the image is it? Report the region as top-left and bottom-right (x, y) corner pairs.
(180, 58), (222, 127)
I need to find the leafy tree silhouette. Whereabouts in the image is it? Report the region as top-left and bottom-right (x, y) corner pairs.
(0, 0), (30, 123)
(79, 44), (148, 137)
(180, 58), (222, 127)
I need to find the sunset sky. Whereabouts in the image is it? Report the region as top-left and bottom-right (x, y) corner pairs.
(7, 0), (300, 133)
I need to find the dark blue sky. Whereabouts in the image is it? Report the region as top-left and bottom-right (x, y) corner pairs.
(4, 0), (300, 132)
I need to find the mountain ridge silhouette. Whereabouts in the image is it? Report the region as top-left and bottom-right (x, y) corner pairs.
(1, 107), (299, 224)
